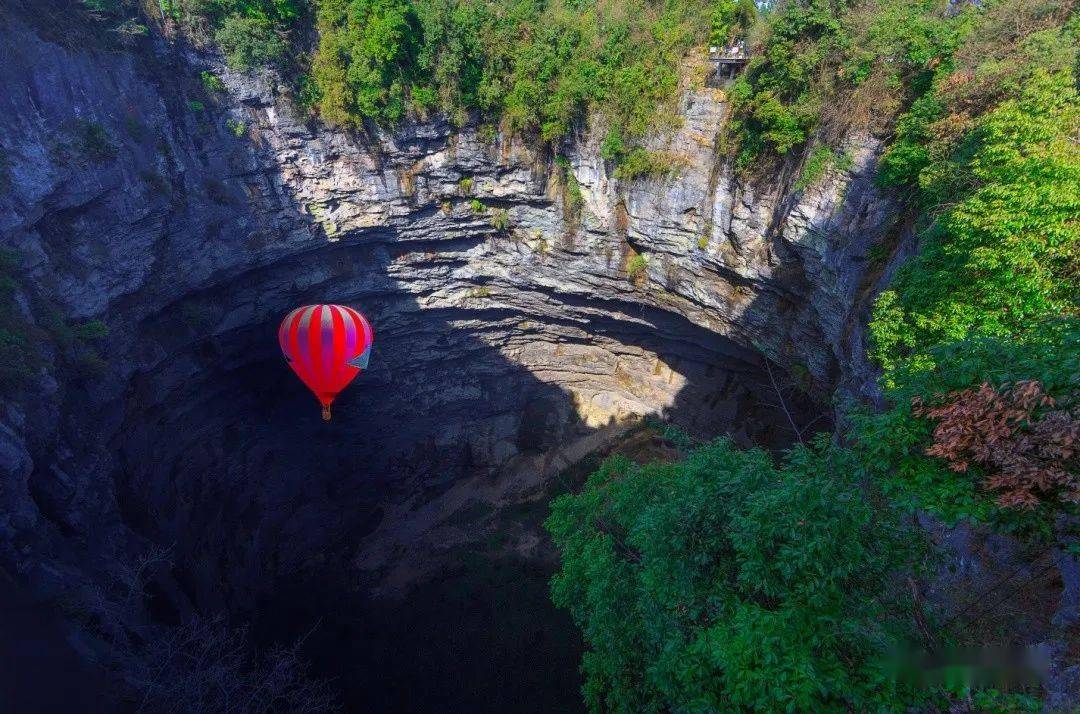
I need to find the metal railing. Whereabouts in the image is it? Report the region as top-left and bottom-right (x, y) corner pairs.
(708, 42), (748, 64)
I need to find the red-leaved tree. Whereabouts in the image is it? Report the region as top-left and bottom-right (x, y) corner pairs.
(913, 381), (1079, 509)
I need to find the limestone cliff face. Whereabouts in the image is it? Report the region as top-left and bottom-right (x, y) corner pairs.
(0, 13), (901, 622)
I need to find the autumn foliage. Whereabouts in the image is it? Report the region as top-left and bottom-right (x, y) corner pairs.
(914, 381), (1079, 510)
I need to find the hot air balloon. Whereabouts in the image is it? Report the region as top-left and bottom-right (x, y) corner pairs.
(278, 304), (373, 421)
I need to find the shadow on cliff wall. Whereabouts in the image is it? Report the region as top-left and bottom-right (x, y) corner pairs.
(109, 227), (810, 711)
(1, 8), (823, 711)
(108, 231), (590, 712)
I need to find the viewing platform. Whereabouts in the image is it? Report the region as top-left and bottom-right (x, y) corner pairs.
(707, 41), (748, 85)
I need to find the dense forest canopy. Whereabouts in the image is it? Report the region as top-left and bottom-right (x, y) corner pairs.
(102, 0), (1078, 179)
(151, 0), (755, 171)
(546, 438), (932, 712)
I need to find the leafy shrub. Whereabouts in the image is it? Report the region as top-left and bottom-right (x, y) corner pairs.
(0, 151), (12, 194)
(0, 251), (58, 386)
(554, 156), (583, 215)
(310, 0), (422, 125)
(123, 117), (147, 140)
(226, 118), (246, 136)
(794, 145), (852, 190)
(81, 0), (123, 13)
(725, 1), (848, 168)
(0, 255), (115, 386)
(466, 285), (492, 298)
(865, 240), (890, 267)
(625, 251), (646, 283)
(546, 438), (927, 712)
(80, 0), (149, 39)
(612, 148), (678, 181)
(0, 329), (35, 386)
(489, 208), (510, 231)
(467, 122), (491, 144)
(215, 14), (289, 70)
(870, 70), (1079, 383)
(563, 171), (583, 212)
(709, 0), (755, 47)
(724, 0), (984, 169)
(177, 0), (732, 170)
(200, 70), (225, 93)
(293, 73), (320, 111)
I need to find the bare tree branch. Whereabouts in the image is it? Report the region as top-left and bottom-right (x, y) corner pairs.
(763, 358), (804, 444)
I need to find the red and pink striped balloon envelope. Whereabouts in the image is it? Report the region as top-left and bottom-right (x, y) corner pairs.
(278, 304), (374, 420)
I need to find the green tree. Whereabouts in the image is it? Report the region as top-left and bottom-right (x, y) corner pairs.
(862, 3), (1078, 535)
(546, 438), (925, 712)
(856, 320), (1078, 540)
(871, 70), (1079, 382)
(710, 0), (755, 47)
(313, 0), (425, 124)
(215, 15), (289, 69)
